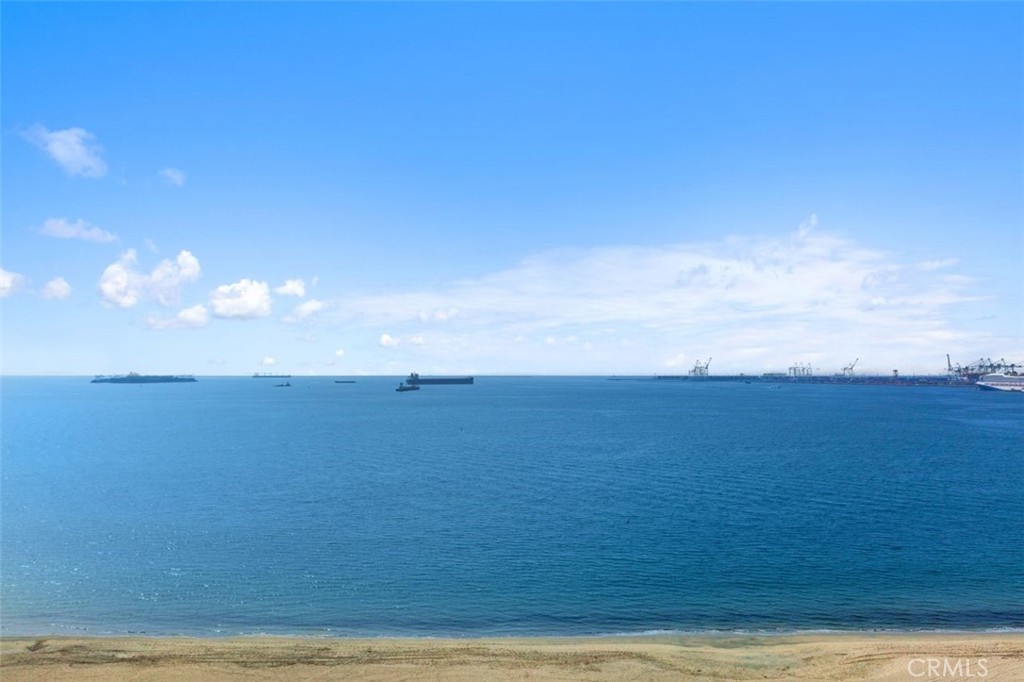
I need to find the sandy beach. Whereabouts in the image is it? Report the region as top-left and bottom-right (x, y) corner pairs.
(2, 633), (1021, 681)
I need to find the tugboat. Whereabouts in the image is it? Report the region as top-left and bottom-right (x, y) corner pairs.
(396, 383), (420, 392)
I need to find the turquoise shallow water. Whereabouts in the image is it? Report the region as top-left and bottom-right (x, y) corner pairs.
(1, 376), (1022, 636)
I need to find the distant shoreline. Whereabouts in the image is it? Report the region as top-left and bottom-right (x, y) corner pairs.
(3, 632), (1021, 681)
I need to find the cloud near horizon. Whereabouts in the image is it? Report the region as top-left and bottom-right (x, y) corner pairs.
(325, 224), (990, 373)
(24, 124), (108, 177)
(146, 303), (209, 330)
(80, 224), (1006, 372)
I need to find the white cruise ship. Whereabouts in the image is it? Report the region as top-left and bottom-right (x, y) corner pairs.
(976, 373), (1024, 392)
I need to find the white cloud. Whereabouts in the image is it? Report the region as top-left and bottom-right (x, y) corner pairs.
(260, 356), (277, 366)
(324, 221), (988, 374)
(348, 231), (970, 335)
(284, 298), (324, 323)
(177, 303), (209, 327)
(23, 124), (107, 177)
(210, 279), (271, 319)
(40, 218), (118, 243)
(544, 334), (580, 347)
(42, 277), (72, 300)
(159, 167), (186, 187)
(1, 268), (26, 298)
(275, 279), (306, 297)
(796, 212), (818, 239)
(324, 347), (346, 366)
(917, 258), (959, 272)
(664, 353), (689, 368)
(98, 249), (201, 308)
(150, 251), (201, 305)
(418, 307), (459, 323)
(146, 304), (210, 330)
(98, 250), (143, 308)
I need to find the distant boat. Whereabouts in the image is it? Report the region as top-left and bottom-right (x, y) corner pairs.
(91, 373), (196, 384)
(253, 373), (291, 379)
(334, 380), (356, 384)
(275, 382), (291, 388)
(976, 373), (1024, 393)
(405, 372), (473, 386)
(396, 383), (420, 392)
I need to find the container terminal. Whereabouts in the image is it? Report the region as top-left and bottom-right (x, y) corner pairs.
(646, 356), (1022, 389)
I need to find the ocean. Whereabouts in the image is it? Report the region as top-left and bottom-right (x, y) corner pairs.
(1, 376), (1021, 637)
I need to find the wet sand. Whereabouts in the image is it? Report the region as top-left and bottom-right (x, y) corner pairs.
(2, 632), (1021, 681)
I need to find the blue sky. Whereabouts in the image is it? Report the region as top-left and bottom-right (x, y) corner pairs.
(2, 2), (1021, 376)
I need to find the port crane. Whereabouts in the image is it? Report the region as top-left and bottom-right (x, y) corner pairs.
(946, 356), (1022, 382)
(788, 363), (814, 377)
(841, 358), (858, 377)
(689, 357), (712, 378)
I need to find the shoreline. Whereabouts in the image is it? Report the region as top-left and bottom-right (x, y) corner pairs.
(3, 632), (1022, 681)
(4, 626), (1024, 638)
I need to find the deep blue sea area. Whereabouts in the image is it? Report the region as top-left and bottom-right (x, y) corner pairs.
(2, 376), (1022, 637)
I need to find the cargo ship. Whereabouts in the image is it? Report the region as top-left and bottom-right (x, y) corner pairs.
(92, 373), (196, 384)
(253, 373), (291, 379)
(405, 372), (474, 385)
(976, 373), (1024, 393)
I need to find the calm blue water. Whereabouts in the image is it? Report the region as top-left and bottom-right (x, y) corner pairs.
(2, 376), (1022, 637)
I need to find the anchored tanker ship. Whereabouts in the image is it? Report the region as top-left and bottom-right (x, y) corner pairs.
(405, 372), (474, 386)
